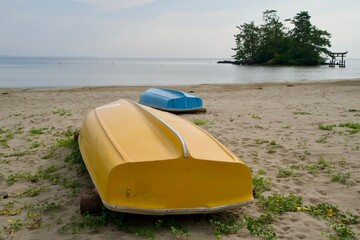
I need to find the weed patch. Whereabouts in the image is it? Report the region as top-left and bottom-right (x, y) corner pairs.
(170, 225), (191, 239)
(29, 127), (47, 136)
(53, 108), (72, 116)
(293, 111), (310, 115)
(210, 214), (244, 238)
(0, 128), (14, 148)
(299, 150), (311, 161)
(3, 219), (23, 235)
(337, 157), (347, 167)
(305, 203), (358, 239)
(0, 201), (22, 216)
(330, 172), (351, 184)
(267, 140), (282, 153)
(261, 194), (302, 214)
(59, 210), (191, 239)
(254, 124), (264, 129)
(306, 203), (358, 224)
(26, 212), (43, 230)
(252, 176), (271, 198)
(24, 201), (59, 211)
(318, 124), (335, 131)
(303, 156), (333, 175)
(245, 192), (359, 239)
(43, 133), (84, 174)
(330, 223), (356, 239)
(17, 186), (48, 198)
(316, 135), (328, 143)
(7, 172), (41, 185)
(192, 119), (208, 126)
(318, 156), (332, 171)
(29, 141), (41, 149)
(2, 150), (29, 157)
(41, 172), (82, 189)
(244, 214), (276, 240)
(255, 139), (269, 145)
(255, 139), (282, 153)
(338, 122), (360, 134)
(277, 168), (294, 178)
(249, 113), (262, 119)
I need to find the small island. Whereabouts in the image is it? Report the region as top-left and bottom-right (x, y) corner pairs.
(221, 10), (332, 66)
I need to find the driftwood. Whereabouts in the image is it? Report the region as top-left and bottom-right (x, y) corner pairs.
(80, 194), (103, 214)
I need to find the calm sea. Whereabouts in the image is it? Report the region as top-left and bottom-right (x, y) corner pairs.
(0, 56), (359, 88)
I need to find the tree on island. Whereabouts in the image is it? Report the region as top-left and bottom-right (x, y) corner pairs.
(232, 10), (331, 65)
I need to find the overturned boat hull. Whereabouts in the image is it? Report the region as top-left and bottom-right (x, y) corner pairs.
(79, 99), (253, 215)
(139, 88), (205, 113)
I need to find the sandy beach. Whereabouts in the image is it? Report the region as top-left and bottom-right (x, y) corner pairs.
(0, 80), (359, 239)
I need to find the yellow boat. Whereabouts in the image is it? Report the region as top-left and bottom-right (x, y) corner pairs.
(78, 99), (253, 215)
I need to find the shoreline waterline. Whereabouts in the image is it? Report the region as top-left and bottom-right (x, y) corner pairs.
(1, 78), (359, 92)
(1, 57), (359, 88)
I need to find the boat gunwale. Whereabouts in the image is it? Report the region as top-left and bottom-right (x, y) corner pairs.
(101, 198), (254, 215)
(139, 103), (205, 113)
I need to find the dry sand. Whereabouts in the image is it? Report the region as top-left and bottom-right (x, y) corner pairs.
(0, 80), (359, 239)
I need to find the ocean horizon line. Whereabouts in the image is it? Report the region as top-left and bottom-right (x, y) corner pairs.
(0, 55), (233, 60)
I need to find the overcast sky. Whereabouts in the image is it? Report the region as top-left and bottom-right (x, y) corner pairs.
(1, 0), (359, 58)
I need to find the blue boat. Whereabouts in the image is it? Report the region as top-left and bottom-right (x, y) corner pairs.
(139, 88), (206, 113)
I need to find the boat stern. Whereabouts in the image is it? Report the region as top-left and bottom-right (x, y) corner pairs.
(103, 158), (253, 215)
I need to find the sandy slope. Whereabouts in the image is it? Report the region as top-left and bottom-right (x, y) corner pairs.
(0, 80), (359, 239)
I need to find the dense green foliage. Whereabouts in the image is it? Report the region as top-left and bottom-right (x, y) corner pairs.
(232, 10), (331, 65)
